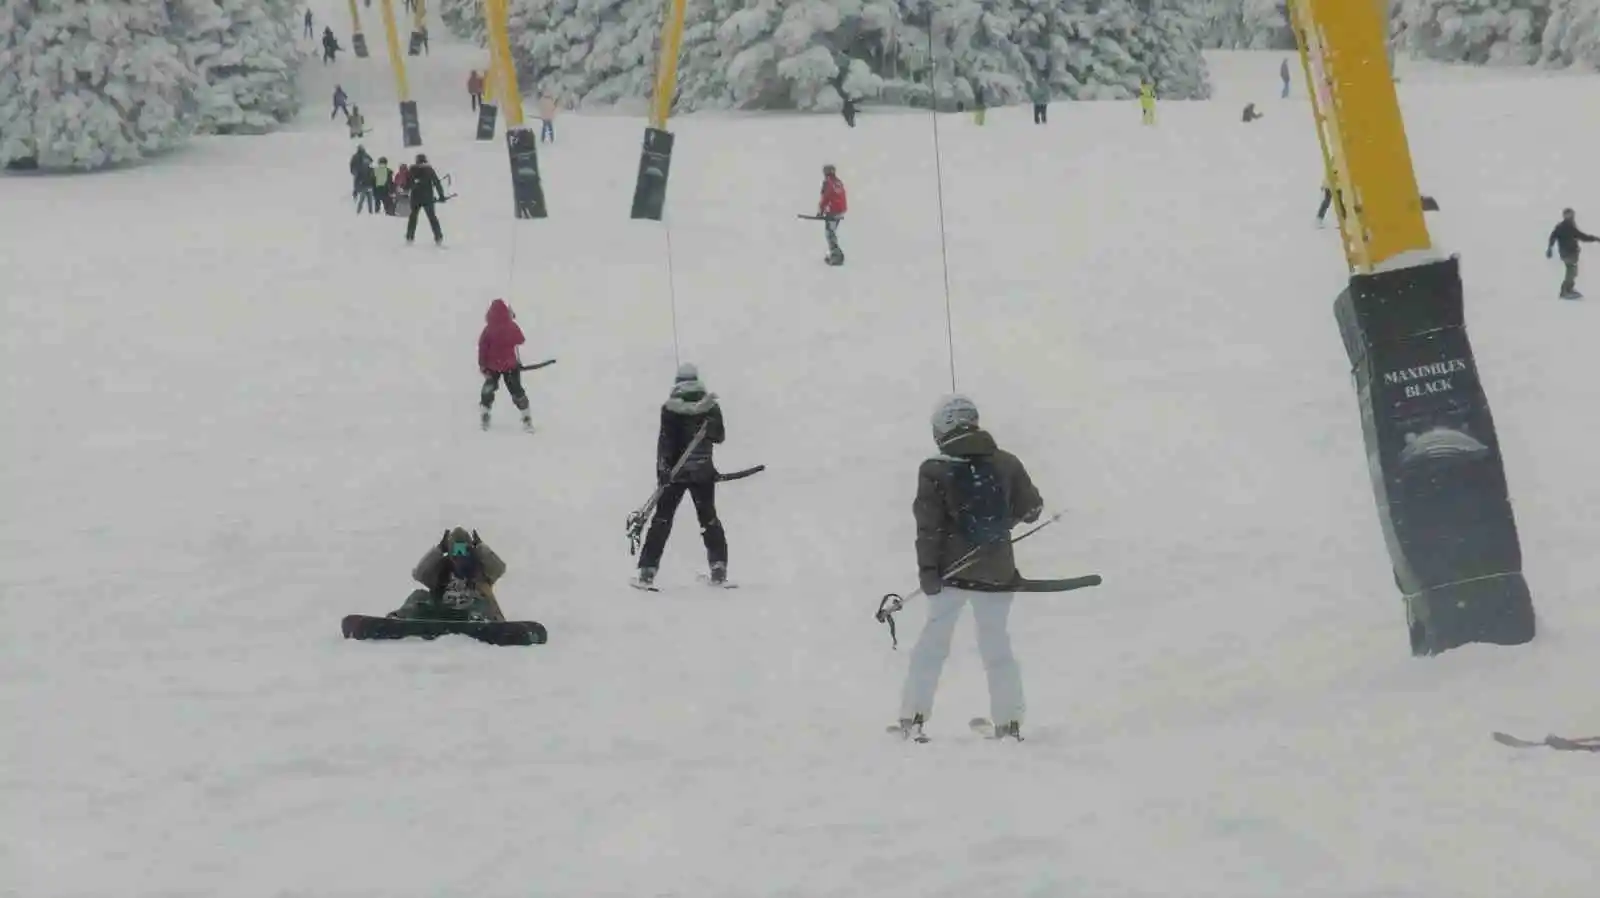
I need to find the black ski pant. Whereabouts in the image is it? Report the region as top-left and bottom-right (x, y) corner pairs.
(1033, 103), (1047, 124)
(481, 370), (528, 410)
(638, 482), (727, 571)
(406, 201), (443, 242)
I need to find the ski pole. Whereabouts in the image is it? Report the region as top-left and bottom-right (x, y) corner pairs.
(876, 510), (1065, 649)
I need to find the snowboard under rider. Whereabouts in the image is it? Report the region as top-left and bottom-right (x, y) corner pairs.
(479, 298), (533, 431)
(818, 164), (847, 266)
(896, 394), (1043, 742)
(634, 364), (729, 588)
(390, 527), (508, 622)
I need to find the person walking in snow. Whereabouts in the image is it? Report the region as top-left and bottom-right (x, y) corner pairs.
(404, 153), (447, 246)
(345, 105), (366, 139)
(538, 96), (557, 142)
(348, 144), (372, 203)
(468, 70), (485, 111)
(1030, 83), (1049, 124)
(972, 84), (987, 126)
(354, 156), (379, 214)
(633, 364), (729, 590)
(894, 394), (1043, 744)
(373, 156), (395, 215)
(817, 164), (847, 266)
(332, 85), (348, 120)
(322, 27), (341, 64)
(478, 299), (534, 431)
(841, 94), (858, 128)
(1548, 207), (1600, 300)
(304, 8), (314, 39)
(1280, 57), (1291, 98)
(1140, 81), (1156, 125)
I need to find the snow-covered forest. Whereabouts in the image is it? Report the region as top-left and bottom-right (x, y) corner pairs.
(449, 0), (1214, 112)
(0, 0), (303, 172)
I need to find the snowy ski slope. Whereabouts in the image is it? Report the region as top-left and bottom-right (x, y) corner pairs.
(4, 4), (1600, 895)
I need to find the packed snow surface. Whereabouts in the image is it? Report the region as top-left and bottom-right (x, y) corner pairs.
(4, 7), (1600, 897)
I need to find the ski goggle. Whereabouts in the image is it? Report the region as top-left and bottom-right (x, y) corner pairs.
(448, 541), (472, 557)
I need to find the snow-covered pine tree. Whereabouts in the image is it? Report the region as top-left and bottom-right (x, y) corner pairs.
(1198, 0), (1294, 50)
(441, 0), (488, 43)
(0, 0), (201, 171)
(508, 0), (614, 107)
(581, 0), (675, 107)
(1394, 0), (1550, 65)
(1541, 0), (1600, 67)
(179, 0), (302, 135)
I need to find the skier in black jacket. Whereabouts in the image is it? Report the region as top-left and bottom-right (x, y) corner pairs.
(633, 363), (728, 588)
(1547, 207), (1599, 299)
(405, 153), (447, 246)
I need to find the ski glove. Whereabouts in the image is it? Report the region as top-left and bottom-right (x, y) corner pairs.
(919, 569), (943, 596)
(1547, 247), (1554, 259)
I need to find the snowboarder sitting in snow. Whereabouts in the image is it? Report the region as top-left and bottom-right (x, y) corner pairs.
(818, 164), (847, 266)
(479, 299), (533, 431)
(1548, 207), (1599, 300)
(349, 145), (372, 202)
(389, 527), (508, 622)
(1242, 102), (1263, 123)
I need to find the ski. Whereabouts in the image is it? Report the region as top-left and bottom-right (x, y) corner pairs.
(1492, 731), (1600, 751)
(969, 717), (1024, 741)
(886, 722), (930, 743)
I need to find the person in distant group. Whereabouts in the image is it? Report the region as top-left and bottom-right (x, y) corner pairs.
(345, 105), (365, 139)
(417, 25), (430, 54)
(304, 8), (314, 39)
(1140, 81), (1156, 125)
(1030, 83), (1049, 125)
(373, 156), (395, 215)
(539, 96), (557, 142)
(354, 155), (378, 215)
(331, 85), (348, 120)
(467, 70), (485, 111)
(841, 94), (858, 128)
(404, 153), (448, 246)
(349, 144), (372, 203)
(972, 84), (987, 126)
(1280, 57), (1291, 99)
(1547, 207), (1600, 300)
(817, 163), (847, 266)
(322, 27), (340, 64)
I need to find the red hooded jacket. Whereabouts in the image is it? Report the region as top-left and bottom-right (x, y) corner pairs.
(820, 175), (847, 217)
(478, 299), (525, 374)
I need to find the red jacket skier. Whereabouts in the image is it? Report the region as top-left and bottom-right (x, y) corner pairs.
(818, 164), (847, 265)
(478, 299), (533, 430)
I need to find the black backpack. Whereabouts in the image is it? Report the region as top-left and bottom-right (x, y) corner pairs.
(952, 457), (1009, 544)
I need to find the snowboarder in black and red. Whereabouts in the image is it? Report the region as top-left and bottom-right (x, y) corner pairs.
(405, 153), (447, 246)
(818, 164), (847, 266)
(633, 364), (729, 588)
(1547, 207), (1599, 300)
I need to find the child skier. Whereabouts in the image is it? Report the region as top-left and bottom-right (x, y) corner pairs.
(894, 394), (1044, 743)
(479, 298), (533, 431)
(389, 527), (508, 622)
(818, 164), (847, 266)
(1548, 207), (1600, 300)
(633, 364), (729, 589)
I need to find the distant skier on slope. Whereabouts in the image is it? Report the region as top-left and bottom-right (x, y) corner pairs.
(322, 27), (341, 64)
(632, 364), (729, 589)
(404, 153), (447, 246)
(818, 164), (847, 266)
(345, 105), (365, 139)
(332, 84), (348, 120)
(388, 527), (508, 622)
(893, 394), (1043, 744)
(1547, 207), (1599, 300)
(349, 144), (372, 203)
(479, 299), (534, 432)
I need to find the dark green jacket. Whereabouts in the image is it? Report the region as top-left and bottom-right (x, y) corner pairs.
(913, 428), (1043, 589)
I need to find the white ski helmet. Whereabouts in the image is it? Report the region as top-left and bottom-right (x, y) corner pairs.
(930, 394), (980, 439)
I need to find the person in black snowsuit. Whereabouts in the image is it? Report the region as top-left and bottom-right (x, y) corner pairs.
(322, 27), (340, 63)
(841, 95), (858, 128)
(304, 9), (314, 39)
(405, 153), (447, 245)
(635, 364), (729, 587)
(1547, 207), (1599, 299)
(349, 145), (372, 203)
(332, 85), (348, 120)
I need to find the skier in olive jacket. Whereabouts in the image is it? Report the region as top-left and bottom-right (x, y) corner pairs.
(898, 394), (1043, 741)
(1547, 207), (1599, 299)
(390, 527), (508, 622)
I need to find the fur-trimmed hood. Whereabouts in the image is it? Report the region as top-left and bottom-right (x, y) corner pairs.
(666, 378), (718, 415)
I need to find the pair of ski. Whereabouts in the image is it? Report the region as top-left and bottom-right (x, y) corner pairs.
(886, 717), (1022, 743)
(629, 573), (739, 593)
(1491, 732), (1600, 752)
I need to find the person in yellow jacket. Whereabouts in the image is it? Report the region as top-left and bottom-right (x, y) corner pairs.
(1139, 82), (1156, 125)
